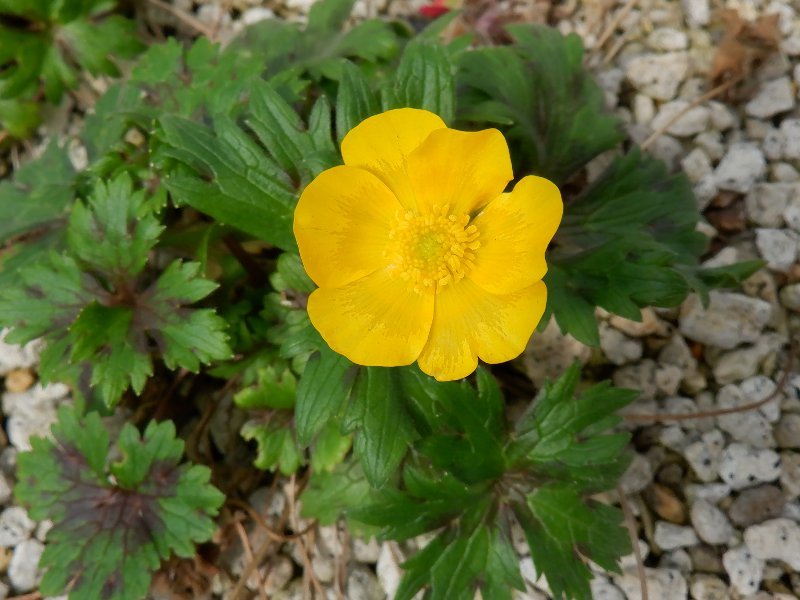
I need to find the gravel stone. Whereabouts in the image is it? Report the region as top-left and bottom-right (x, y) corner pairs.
(689, 575), (728, 600)
(679, 292), (772, 350)
(625, 52), (689, 100)
(0, 507), (35, 548)
(0, 330), (39, 377)
(683, 430), (725, 482)
(620, 453), (653, 494)
(599, 322), (642, 365)
(654, 521), (699, 550)
(775, 413), (800, 447)
(680, 148), (712, 183)
(772, 162), (800, 182)
(745, 182), (794, 227)
(783, 195), (800, 232)
(0, 472), (12, 506)
(682, 0), (709, 26)
(780, 452), (800, 500)
(711, 333), (783, 386)
(690, 499), (735, 545)
(713, 143), (766, 194)
(2, 383), (70, 451)
(590, 576), (625, 600)
(717, 443), (781, 490)
(8, 538), (44, 592)
(781, 118), (800, 160)
(755, 228), (799, 272)
(743, 518), (800, 570)
(646, 27), (688, 51)
(722, 545), (763, 596)
(716, 384), (774, 447)
(376, 543), (402, 599)
(523, 317), (591, 386)
(651, 101), (710, 136)
(615, 568), (687, 600)
(352, 537), (380, 563)
(745, 77), (796, 118)
(346, 565), (383, 600)
(633, 93), (655, 124)
(729, 485), (786, 527)
(614, 359), (658, 401)
(780, 283), (800, 310)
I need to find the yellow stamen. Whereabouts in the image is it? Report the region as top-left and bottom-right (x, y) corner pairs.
(387, 204), (481, 293)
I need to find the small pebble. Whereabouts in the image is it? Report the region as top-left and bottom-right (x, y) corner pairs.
(689, 499), (735, 545)
(654, 521), (699, 550)
(729, 485), (786, 527)
(679, 292), (772, 350)
(625, 52), (690, 101)
(745, 77), (796, 118)
(713, 143), (766, 194)
(717, 443), (781, 490)
(744, 518), (800, 570)
(7, 539), (43, 592)
(722, 545), (763, 596)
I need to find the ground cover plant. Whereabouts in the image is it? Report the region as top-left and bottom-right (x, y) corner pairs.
(0, 1), (763, 598)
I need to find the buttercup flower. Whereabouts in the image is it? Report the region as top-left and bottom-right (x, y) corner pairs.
(293, 108), (563, 381)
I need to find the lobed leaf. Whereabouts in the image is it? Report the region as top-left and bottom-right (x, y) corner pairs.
(15, 406), (224, 600)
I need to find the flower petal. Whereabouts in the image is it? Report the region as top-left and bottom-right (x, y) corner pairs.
(307, 268), (435, 366)
(294, 165), (402, 289)
(417, 279), (547, 381)
(469, 176), (563, 294)
(341, 108), (446, 210)
(407, 127), (513, 215)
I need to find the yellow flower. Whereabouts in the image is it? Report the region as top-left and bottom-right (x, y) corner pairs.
(293, 108), (563, 381)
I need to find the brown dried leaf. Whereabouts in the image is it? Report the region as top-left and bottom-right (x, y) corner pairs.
(709, 9), (781, 98)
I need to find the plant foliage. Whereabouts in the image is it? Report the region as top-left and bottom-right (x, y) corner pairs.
(16, 406), (224, 600)
(0, 0), (142, 137)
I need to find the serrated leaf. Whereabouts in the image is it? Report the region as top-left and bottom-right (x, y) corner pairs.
(351, 367), (416, 488)
(295, 348), (355, 446)
(67, 173), (164, 277)
(241, 420), (303, 475)
(301, 459), (372, 528)
(388, 41), (455, 124)
(336, 60), (379, 142)
(270, 252), (315, 294)
(482, 527), (526, 600)
(70, 303), (152, 405)
(0, 141), (74, 244)
(519, 486), (630, 600)
(160, 114), (297, 251)
(234, 366), (297, 411)
(430, 525), (490, 600)
(15, 406), (224, 600)
(310, 420), (352, 473)
(458, 25), (623, 183)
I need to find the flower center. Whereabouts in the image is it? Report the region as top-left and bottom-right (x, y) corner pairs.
(388, 204), (480, 293)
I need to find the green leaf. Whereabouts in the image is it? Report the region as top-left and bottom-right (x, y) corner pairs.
(0, 96), (41, 138)
(301, 459), (372, 528)
(295, 348), (355, 446)
(307, 0), (355, 34)
(245, 81), (338, 186)
(336, 60), (380, 142)
(270, 252), (315, 295)
(0, 141), (74, 245)
(457, 24), (623, 183)
(138, 261), (232, 372)
(482, 527), (526, 600)
(547, 150), (711, 341)
(519, 486), (630, 600)
(160, 114), (298, 251)
(15, 406), (224, 600)
(70, 303), (152, 405)
(310, 420), (352, 473)
(351, 367), (416, 488)
(67, 173), (164, 277)
(430, 525), (491, 600)
(234, 366), (297, 411)
(388, 41), (455, 124)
